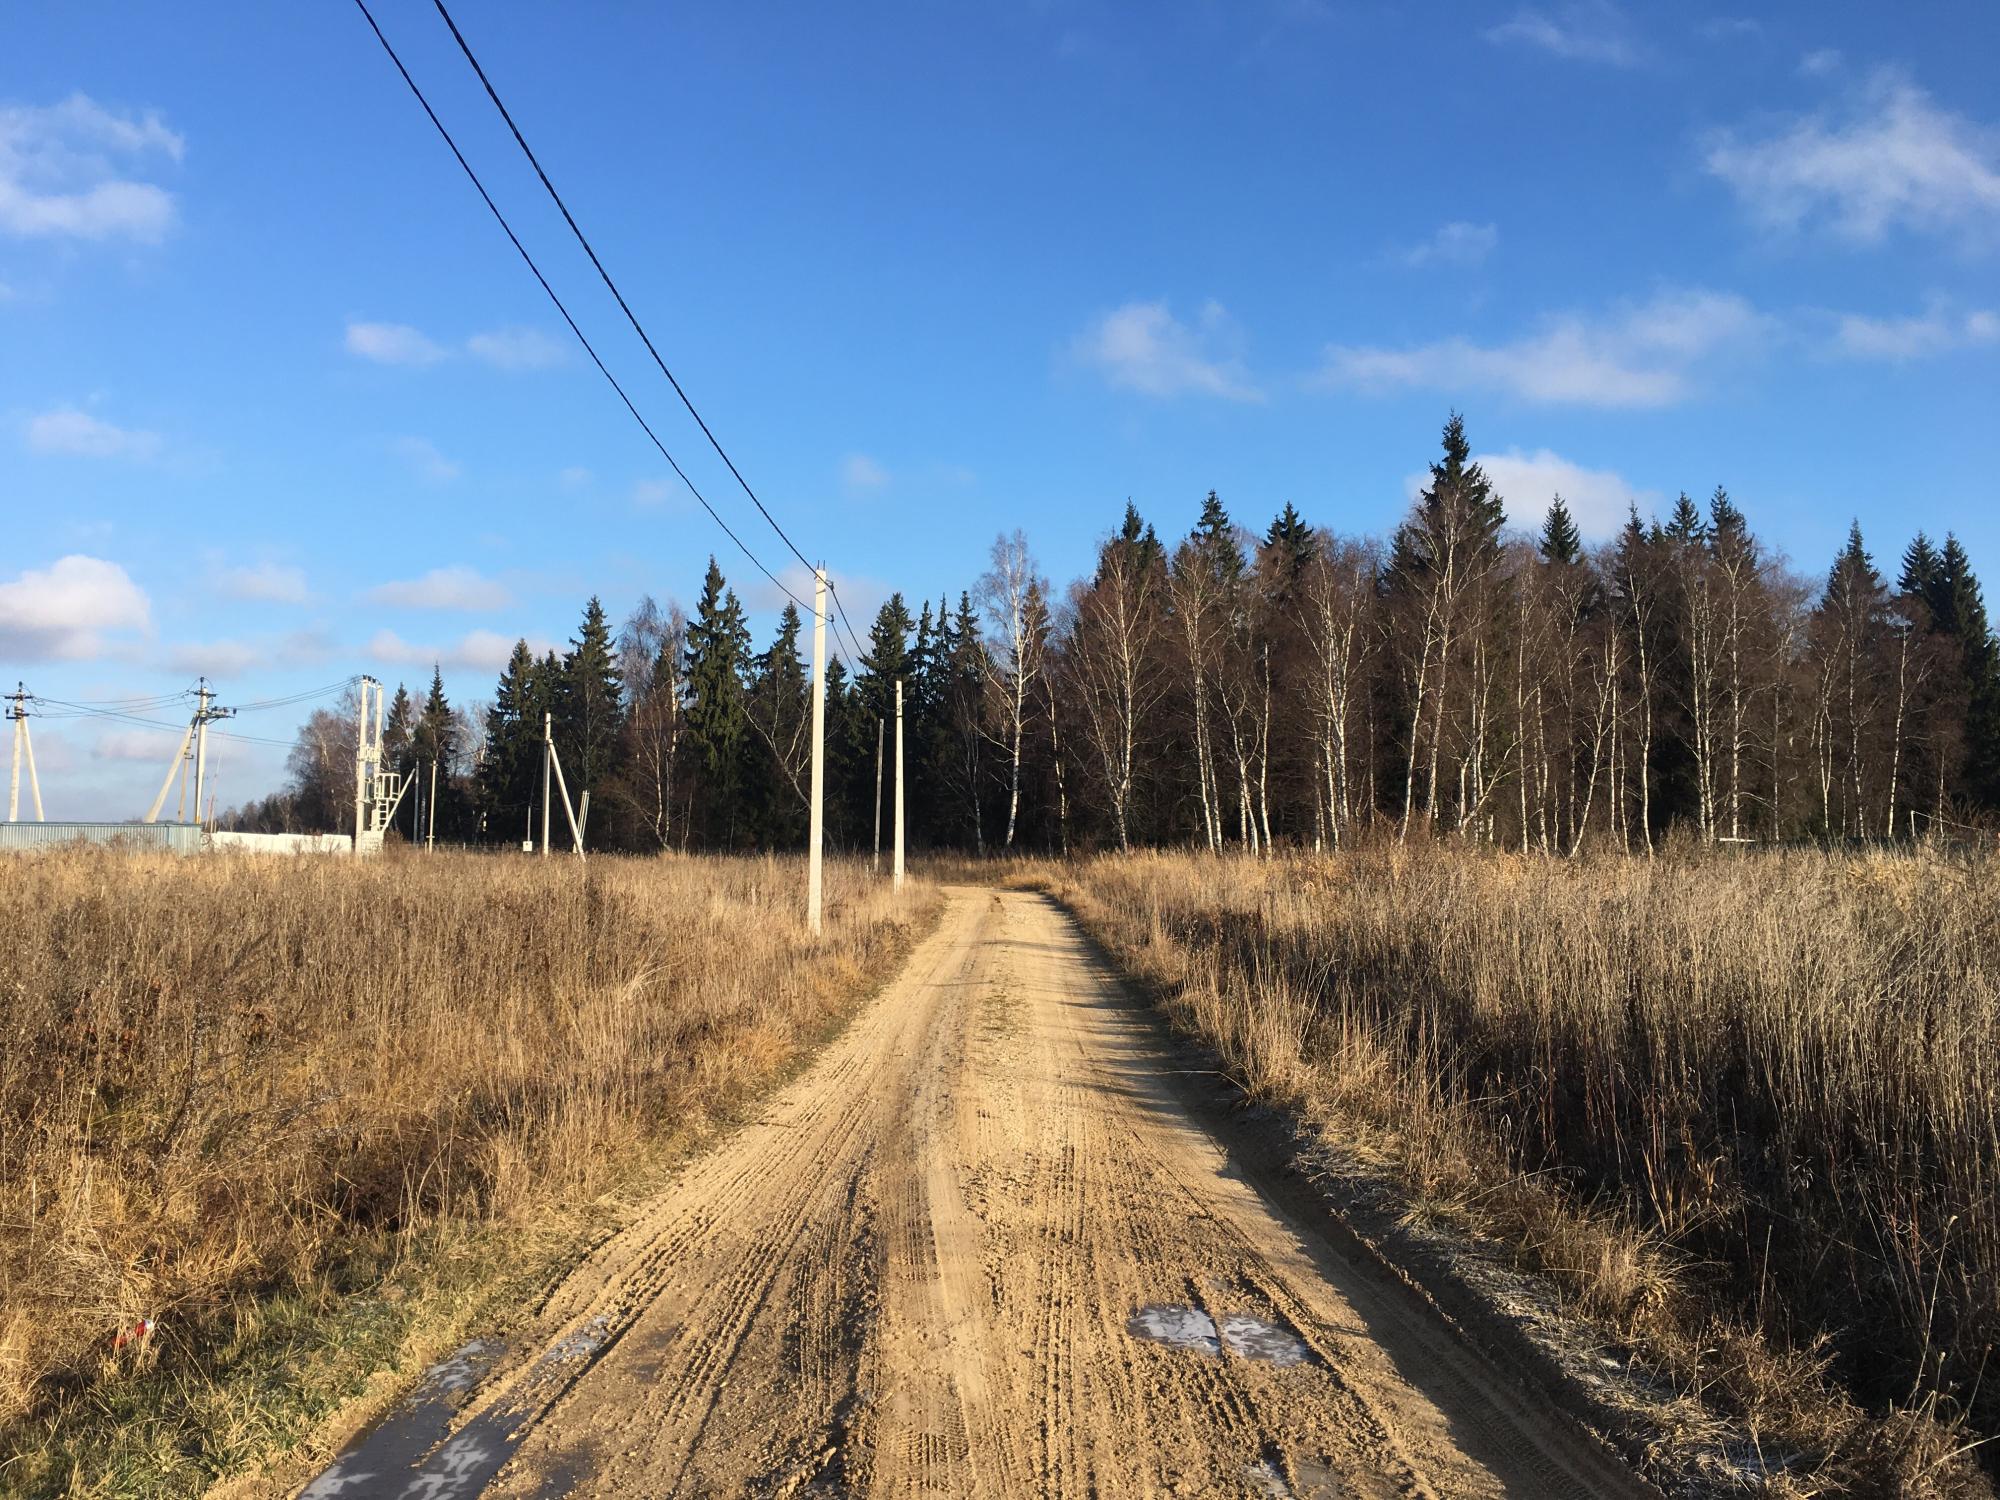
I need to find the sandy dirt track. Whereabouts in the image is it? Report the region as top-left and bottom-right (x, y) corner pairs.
(309, 887), (1648, 1498)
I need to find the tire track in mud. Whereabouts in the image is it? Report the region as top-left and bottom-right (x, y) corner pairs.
(299, 887), (1649, 1499)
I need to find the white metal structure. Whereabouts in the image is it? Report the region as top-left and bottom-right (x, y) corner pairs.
(352, 676), (410, 855)
(7, 685), (44, 823)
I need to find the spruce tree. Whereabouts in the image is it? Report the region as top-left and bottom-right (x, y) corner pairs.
(384, 684), (416, 839)
(1899, 532), (1941, 601)
(683, 559), (753, 846)
(1664, 491), (1708, 547)
(1936, 536), (2000, 809)
(1539, 496), (1582, 564)
(747, 603), (809, 844)
(481, 640), (539, 844)
(557, 596), (626, 823)
(413, 666), (460, 841)
(1193, 490), (1245, 581)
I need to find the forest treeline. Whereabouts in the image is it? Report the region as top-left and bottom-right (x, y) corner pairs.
(230, 415), (2000, 853)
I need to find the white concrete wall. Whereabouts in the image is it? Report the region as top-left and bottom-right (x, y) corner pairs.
(207, 830), (354, 855)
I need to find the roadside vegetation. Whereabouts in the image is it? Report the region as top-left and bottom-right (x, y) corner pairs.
(1051, 841), (1998, 1496)
(0, 848), (936, 1497)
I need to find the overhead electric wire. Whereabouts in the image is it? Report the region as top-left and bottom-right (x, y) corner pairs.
(232, 676), (361, 712)
(349, 0), (816, 619)
(429, 0), (818, 579)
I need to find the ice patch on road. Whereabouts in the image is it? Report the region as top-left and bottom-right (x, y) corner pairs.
(1129, 1304), (1314, 1366)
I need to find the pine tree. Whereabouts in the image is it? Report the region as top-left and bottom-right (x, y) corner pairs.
(1664, 491), (1708, 547)
(383, 684), (417, 840)
(557, 597), (625, 821)
(746, 602), (810, 844)
(412, 666), (460, 841)
(1899, 532), (1941, 601)
(1934, 535), (2000, 809)
(1539, 496), (1582, 564)
(1193, 490), (1246, 581)
(683, 558), (753, 845)
(480, 640), (539, 844)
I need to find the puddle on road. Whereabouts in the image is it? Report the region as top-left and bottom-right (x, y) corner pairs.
(298, 1337), (507, 1498)
(1128, 1304), (1315, 1367)
(298, 1314), (615, 1498)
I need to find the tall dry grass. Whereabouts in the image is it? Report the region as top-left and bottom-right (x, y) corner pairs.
(0, 848), (933, 1481)
(1063, 841), (2000, 1494)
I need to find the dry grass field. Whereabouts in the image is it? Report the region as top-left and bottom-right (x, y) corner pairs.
(1054, 841), (2000, 1494)
(0, 848), (935, 1495)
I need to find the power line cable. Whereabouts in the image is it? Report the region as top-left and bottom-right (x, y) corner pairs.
(429, 0), (818, 579)
(349, 0), (815, 618)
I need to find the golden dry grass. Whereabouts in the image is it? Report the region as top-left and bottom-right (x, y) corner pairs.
(1055, 841), (2000, 1497)
(0, 847), (935, 1492)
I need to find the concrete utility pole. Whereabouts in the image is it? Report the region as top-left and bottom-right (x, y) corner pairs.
(894, 678), (906, 890)
(541, 711), (554, 859)
(872, 717), (884, 874)
(145, 681), (231, 825)
(7, 685), (45, 822)
(354, 677), (375, 846)
(426, 758), (438, 851)
(808, 567), (828, 935)
(190, 679), (233, 828)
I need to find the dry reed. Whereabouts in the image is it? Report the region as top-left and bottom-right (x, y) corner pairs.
(0, 847), (933, 1489)
(1061, 840), (2000, 1496)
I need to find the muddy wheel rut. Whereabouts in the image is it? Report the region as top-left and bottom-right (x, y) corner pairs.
(301, 887), (1648, 1499)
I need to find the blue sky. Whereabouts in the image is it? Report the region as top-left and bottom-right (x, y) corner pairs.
(4, 1), (1998, 816)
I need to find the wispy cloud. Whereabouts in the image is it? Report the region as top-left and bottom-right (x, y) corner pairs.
(24, 406), (161, 460)
(1696, 17), (1762, 43)
(1399, 221), (1497, 269)
(0, 554), (151, 661)
(466, 326), (566, 371)
(1474, 448), (1653, 539)
(1706, 70), (2000, 247)
(1799, 48), (1843, 78)
(1485, 2), (1641, 67)
(367, 627), (535, 675)
(1320, 288), (1765, 408)
(212, 560), (309, 605)
(1072, 299), (1262, 401)
(842, 453), (890, 493)
(0, 93), (181, 242)
(391, 436), (460, 484)
(1832, 300), (1999, 361)
(557, 465), (593, 490)
(366, 565), (510, 612)
(346, 320), (448, 366)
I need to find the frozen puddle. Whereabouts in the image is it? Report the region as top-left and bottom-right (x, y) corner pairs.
(299, 1338), (507, 1498)
(299, 1315), (613, 1498)
(1128, 1304), (1315, 1367)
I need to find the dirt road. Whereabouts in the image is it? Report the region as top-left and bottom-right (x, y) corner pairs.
(305, 887), (1646, 1498)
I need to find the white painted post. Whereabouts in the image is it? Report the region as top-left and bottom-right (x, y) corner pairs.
(808, 566), (828, 934)
(541, 711), (553, 859)
(427, 757), (438, 851)
(894, 678), (905, 891)
(192, 681), (212, 830)
(21, 714), (42, 821)
(7, 688), (21, 822)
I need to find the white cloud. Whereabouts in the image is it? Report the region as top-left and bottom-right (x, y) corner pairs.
(1799, 48), (1842, 78)
(1400, 221), (1498, 269)
(0, 555), (151, 660)
(1697, 17), (1762, 42)
(1706, 71), (2000, 246)
(367, 627), (533, 675)
(346, 320), (448, 366)
(0, 93), (181, 242)
(1832, 301), (2000, 361)
(392, 436), (460, 484)
(24, 406), (161, 460)
(466, 326), (565, 371)
(366, 565), (510, 612)
(1474, 448), (1651, 539)
(1319, 288), (1764, 408)
(92, 727), (179, 763)
(1485, 3), (1640, 67)
(212, 561), (309, 604)
(842, 453), (890, 492)
(557, 465), (592, 490)
(1072, 299), (1261, 401)
(166, 638), (265, 677)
